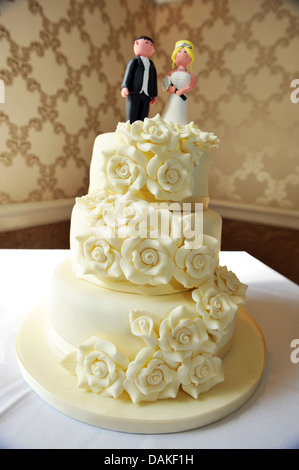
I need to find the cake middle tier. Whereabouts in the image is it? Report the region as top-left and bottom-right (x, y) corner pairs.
(70, 195), (222, 295)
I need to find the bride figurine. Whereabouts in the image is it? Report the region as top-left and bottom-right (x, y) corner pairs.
(162, 40), (196, 126)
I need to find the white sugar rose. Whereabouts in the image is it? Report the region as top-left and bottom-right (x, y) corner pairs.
(158, 305), (209, 364)
(104, 145), (147, 193)
(124, 347), (180, 403)
(180, 140), (205, 166)
(115, 121), (136, 146)
(76, 337), (129, 397)
(174, 122), (219, 148)
(146, 151), (194, 201)
(102, 193), (149, 238)
(199, 130), (220, 150)
(174, 235), (218, 288)
(214, 266), (247, 304)
(131, 114), (179, 155)
(76, 191), (118, 223)
(83, 232), (123, 278)
(120, 237), (175, 285)
(192, 280), (238, 333)
(129, 310), (159, 347)
(177, 352), (224, 399)
(174, 122), (219, 165)
(173, 121), (202, 141)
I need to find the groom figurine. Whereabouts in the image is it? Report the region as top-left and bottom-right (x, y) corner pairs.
(121, 36), (158, 123)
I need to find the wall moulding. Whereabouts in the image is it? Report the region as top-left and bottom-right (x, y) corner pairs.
(153, 0), (181, 4)
(210, 199), (299, 231)
(0, 198), (298, 234)
(0, 199), (74, 233)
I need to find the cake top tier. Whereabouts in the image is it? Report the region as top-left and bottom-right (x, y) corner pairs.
(89, 114), (219, 205)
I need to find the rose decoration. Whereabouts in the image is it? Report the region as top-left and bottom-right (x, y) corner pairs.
(177, 352), (224, 399)
(76, 191), (118, 223)
(157, 305), (210, 364)
(120, 237), (175, 285)
(198, 130), (220, 150)
(82, 231), (123, 278)
(192, 279), (238, 334)
(101, 193), (150, 239)
(115, 121), (136, 146)
(180, 140), (205, 166)
(129, 310), (159, 347)
(75, 337), (129, 397)
(103, 145), (147, 194)
(174, 235), (218, 288)
(174, 121), (219, 149)
(214, 265), (247, 305)
(173, 122), (219, 166)
(146, 150), (194, 201)
(124, 347), (180, 403)
(61, 299), (230, 402)
(173, 121), (202, 141)
(130, 114), (179, 155)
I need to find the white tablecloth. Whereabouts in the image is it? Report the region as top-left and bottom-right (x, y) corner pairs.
(0, 249), (298, 449)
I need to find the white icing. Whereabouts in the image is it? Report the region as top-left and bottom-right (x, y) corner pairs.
(103, 145), (147, 194)
(177, 352), (224, 399)
(157, 305), (212, 365)
(89, 115), (217, 202)
(129, 114), (179, 155)
(75, 337), (129, 398)
(146, 150), (193, 201)
(124, 348), (180, 403)
(174, 235), (218, 288)
(82, 233), (123, 279)
(120, 236), (175, 286)
(214, 265), (247, 304)
(49, 114), (249, 404)
(59, 301), (226, 403)
(129, 310), (159, 348)
(71, 193), (222, 292)
(192, 277), (244, 339)
(54, 259), (240, 402)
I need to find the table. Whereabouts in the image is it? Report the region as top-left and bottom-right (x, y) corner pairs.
(0, 249), (298, 449)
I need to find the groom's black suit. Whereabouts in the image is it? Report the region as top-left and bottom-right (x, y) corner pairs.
(121, 56), (158, 123)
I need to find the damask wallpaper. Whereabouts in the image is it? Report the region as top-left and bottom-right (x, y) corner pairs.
(0, 0), (299, 229)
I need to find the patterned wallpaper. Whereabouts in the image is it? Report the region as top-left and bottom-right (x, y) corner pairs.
(0, 0), (299, 224)
(0, 0), (155, 204)
(153, 0), (299, 215)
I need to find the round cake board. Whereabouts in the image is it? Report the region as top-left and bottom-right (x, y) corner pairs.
(15, 302), (266, 434)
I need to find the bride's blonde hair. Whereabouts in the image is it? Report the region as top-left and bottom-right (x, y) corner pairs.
(171, 40), (195, 70)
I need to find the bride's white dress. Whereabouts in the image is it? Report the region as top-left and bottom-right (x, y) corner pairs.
(162, 70), (191, 125)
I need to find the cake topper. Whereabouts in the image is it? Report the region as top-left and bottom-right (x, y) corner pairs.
(121, 36), (158, 123)
(161, 40), (196, 125)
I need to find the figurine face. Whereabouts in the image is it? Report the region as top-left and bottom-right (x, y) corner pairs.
(134, 38), (155, 58)
(175, 48), (192, 68)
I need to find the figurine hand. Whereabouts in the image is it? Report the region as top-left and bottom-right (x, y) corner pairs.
(121, 87), (129, 98)
(167, 85), (176, 94)
(150, 97), (157, 105)
(176, 88), (184, 96)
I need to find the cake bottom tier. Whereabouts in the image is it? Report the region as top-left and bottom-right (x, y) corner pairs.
(48, 257), (236, 361)
(16, 298), (266, 433)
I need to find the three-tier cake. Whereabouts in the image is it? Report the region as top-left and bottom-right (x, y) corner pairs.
(16, 43), (266, 430)
(48, 114), (249, 404)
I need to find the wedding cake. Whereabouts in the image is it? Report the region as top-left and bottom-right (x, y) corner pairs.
(48, 114), (248, 404)
(16, 38), (265, 432)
